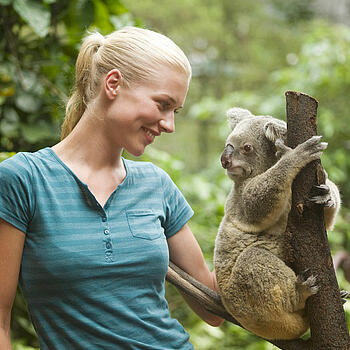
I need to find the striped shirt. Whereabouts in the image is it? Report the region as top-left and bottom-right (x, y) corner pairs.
(0, 147), (194, 350)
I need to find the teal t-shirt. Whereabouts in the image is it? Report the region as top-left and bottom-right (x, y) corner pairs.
(0, 148), (194, 350)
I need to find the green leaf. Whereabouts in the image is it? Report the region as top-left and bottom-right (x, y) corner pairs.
(0, 108), (19, 137)
(92, 0), (114, 33)
(0, 152), (16, 162)
(3, 107), (19, 123)
(110, 13), (134, 30)
(21, 121), (58, 143)
(13, 0), (51, 38)
(0, 0), (12, 5)
(15, 92), (41, 113)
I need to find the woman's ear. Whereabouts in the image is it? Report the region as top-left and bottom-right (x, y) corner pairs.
(104, 69), (122, 99)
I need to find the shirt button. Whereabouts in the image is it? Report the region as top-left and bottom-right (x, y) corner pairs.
(104, 229), (110, 235)
(102, 216), (107, 222)
(106, 242), (112, 249)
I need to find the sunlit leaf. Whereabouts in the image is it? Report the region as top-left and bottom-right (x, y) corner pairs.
(110, 13), (135, 29)
(92, 0), (114, 33)
(13, 0), (51, 37)
(15, 92), (41, 113)
(20, 121), (58, 143)
(0, 85), (15, 97)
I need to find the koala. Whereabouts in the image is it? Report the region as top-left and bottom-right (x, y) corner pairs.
(214, 107), (340, 340)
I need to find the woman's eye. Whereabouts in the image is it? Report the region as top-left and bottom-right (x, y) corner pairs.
(157, 100), (181, 114)
(158, 101), (169, 111)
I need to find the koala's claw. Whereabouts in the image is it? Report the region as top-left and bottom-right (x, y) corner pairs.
(290, 135), (328, 168)
(309, 196), (334, 207)
(303, 136), (328, 154)
(308, 184), (335, 207)
(313, 184), (329, 194)
(296, 272), (319, 296)
(340, 290), (350, 304)
(298, 268), (311, 279)
(340, 290), (350, 299)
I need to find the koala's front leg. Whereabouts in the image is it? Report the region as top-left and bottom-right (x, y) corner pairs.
(237, 136), (327, 232)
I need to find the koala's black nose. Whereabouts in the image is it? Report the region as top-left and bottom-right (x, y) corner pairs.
(221, 145), (234, 169)
(221, 156), (230, 169)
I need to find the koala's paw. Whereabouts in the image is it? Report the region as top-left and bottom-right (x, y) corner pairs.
(275, 138), (291, 159)
(340, 290), (350, 304)
(293, 135), (328, 167)
(308, 184), (335, 208)
(296, 270), (319, 298)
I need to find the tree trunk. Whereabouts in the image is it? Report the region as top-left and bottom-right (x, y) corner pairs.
(285, 90), (350, 350)
(166, 91), (350, 350)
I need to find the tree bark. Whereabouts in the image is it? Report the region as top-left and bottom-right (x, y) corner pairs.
(165, 90), (350, 350)
(285, 90), (350, 350)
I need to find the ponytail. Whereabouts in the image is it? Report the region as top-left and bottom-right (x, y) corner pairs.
(61, 32), (105, 140)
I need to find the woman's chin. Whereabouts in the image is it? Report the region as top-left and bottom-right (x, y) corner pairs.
(125, 146), (146, 157)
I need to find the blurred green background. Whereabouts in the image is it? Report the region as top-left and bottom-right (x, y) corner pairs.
(1, 0), (350, 349)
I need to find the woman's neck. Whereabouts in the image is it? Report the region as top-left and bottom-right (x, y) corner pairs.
(52, 111), (124, 174)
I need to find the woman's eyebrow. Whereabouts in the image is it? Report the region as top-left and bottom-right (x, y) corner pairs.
(159, 94), (183, 108)
(155, 94), (174, 104)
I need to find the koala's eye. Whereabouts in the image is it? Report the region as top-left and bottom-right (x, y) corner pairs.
(243, 143), (253, 154)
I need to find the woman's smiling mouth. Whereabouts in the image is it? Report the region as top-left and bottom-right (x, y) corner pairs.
(142, 127), (159, 143)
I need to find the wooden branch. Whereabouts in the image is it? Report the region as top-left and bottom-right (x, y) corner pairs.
(285, 91), (350, 350)
(167, 262), (238, 324)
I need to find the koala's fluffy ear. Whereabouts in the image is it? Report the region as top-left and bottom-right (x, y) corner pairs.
(264, 119), (287, 143)
(227, 107), (253, 130)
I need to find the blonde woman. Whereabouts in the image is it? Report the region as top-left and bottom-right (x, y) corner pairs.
(0, 27), (223, 349)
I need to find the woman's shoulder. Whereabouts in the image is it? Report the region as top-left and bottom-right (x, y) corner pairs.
(0, 151), (31, 176)
(0, 147), (51, 176)
(0, 148), (59, 190)
(0, 152), (35, 197)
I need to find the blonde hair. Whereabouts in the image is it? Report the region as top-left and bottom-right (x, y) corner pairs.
(61, 26), (192, 139)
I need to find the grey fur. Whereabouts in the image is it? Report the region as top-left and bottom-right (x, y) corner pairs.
(214, 108), (340, 340)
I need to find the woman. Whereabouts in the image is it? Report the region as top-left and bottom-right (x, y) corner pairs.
(0, 27), (223, 349)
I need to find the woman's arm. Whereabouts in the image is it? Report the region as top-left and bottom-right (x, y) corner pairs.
(0, 218), (26, 350)
(167, 223), (224, 327)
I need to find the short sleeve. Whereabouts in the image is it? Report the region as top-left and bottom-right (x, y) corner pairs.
(0, 153), (35, 233)
(158, 168), (194, 238)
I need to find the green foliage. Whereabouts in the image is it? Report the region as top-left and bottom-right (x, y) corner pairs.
(11, 289), (39, 349)
(12, 0), (51, 37)
(0, 0), (133, 152)
(12, 342), (38, 350)
(2, 0), (350, 348)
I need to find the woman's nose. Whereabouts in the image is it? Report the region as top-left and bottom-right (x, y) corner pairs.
(159, 114), (175, 133)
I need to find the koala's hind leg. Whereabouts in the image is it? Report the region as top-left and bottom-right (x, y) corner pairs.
(221, 247), (313, 339)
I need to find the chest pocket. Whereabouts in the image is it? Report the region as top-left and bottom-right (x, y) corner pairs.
(126, 210), (162, 240)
